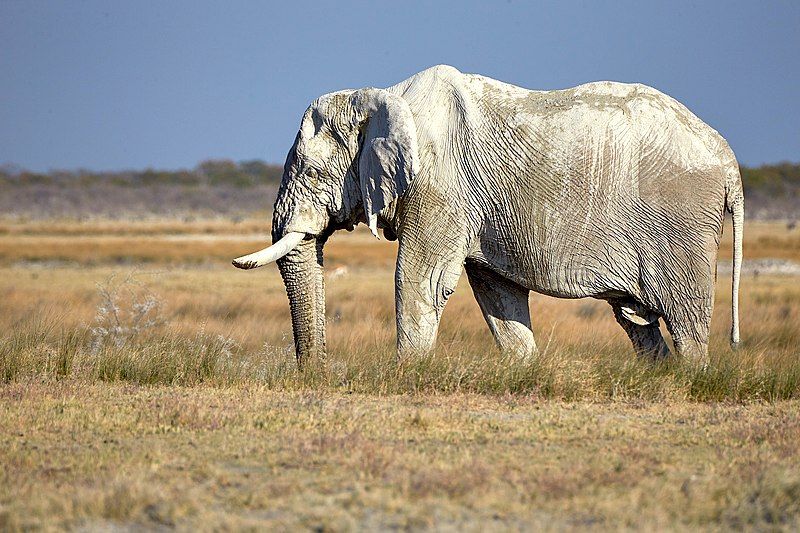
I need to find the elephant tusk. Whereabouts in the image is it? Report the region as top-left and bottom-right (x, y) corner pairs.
(231, 231), (305, 270)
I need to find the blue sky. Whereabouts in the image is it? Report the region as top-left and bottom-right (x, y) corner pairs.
(1, 1), (798, 171)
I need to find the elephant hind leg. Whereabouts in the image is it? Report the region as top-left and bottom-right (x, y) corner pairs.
(610, 303), (671, 360)
(465, 263), (536, 358)
(662, 304), (712, 367)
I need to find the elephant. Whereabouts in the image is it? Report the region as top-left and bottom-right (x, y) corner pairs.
(233, 65), (744, 366)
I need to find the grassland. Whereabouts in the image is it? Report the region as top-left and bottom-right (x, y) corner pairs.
(1, 217), (799, 530)
(3, 382), (799, 531)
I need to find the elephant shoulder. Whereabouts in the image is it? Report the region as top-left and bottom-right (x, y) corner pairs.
(391, 65), (482, 129)
(391, 65), (464, 95)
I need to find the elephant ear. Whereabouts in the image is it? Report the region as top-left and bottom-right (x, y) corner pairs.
(354, 89), (419, 238)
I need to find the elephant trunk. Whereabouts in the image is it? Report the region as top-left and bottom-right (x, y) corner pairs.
(276, 235), (327, 365)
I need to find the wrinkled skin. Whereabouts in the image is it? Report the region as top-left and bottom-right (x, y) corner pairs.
(250, 65), (744, 366)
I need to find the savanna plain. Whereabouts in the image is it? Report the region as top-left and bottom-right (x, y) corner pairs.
(1, 214), (799, 531)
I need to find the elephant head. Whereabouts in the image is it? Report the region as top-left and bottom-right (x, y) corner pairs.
(232, 88), (419, 364)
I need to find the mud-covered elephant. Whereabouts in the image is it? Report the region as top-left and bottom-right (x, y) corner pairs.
(233, 65), (744, 365)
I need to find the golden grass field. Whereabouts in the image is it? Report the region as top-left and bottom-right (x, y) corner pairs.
(1, 217), (799, 530)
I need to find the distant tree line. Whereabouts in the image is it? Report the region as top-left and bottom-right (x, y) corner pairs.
(739, 162), (800, 196)
(0, 159), (798, 195)
(0, 160), (283, 188)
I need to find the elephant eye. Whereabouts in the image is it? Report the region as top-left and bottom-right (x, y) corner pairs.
(305, 168), (318, 179)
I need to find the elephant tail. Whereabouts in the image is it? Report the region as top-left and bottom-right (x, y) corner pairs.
(725, 166), (744, 348)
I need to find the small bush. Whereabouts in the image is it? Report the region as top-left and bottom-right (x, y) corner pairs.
(89, 273), (166, 352)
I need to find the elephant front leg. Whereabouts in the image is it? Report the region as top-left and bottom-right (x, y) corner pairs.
(395, 250), (464, 359)
(465, 262), (536, 358)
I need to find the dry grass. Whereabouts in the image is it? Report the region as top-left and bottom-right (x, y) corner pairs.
(2, 306), (799, 402)
(1, 219), (797, 399)
(1, 217), (799, 266)
(1, 216), (799, 529)
(718, 220), (800, 262)
(0, 218), (269, 236)
(0, 224), (395, 268)
(1, 382), (799, 530)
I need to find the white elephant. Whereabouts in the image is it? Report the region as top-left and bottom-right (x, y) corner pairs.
(233, 65), (744, 365)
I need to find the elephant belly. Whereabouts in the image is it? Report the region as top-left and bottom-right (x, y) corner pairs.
(524, 254), (627, 300)
(473, 224), (640, 301)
